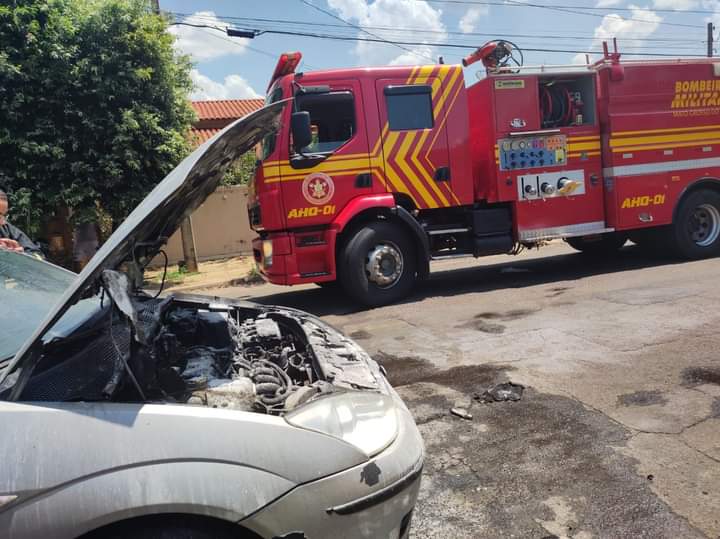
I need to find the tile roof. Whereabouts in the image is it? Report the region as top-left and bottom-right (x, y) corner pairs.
(190, 128), (222, 145)
(191, 99), (264, 121)
(189, 99), (265, 148)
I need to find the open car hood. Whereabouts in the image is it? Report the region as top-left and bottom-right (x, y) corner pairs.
(1, 100), (288, 384)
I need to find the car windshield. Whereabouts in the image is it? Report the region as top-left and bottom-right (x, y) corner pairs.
(0, 251), (100, 362)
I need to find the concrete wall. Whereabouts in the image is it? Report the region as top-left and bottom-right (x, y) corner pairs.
(154, 185), (255, 266)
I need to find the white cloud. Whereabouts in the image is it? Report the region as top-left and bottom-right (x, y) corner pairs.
(652, 0), (699, 9)
(458, 6), (488, 33)
(596, 0), (621, 6)
(189, 69), (260, 100)
(573, 5), (663, 63)
(169, 11), (248, 61)
(702, 0), (720, 32)
(327, 0), (447, 65)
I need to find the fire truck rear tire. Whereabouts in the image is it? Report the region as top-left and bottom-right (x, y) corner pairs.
(565, 232), (627, 255)
(339, 222), (417, 307)
(670, 189), (720, 259)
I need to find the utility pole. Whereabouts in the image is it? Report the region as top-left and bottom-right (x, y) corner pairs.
(180, 217), (199, 273)
(708, 22), (714, 58)
(153, 0), (199, 272)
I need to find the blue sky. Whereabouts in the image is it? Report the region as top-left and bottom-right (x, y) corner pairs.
(162, 0), (720, 100)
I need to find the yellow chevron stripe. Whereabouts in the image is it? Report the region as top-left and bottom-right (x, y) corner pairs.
(383, 131), (421, 206)
(410, 128), (451, 207)
(568, 135), (600, 142)
(568, 151), (601, 158)
(395, 132), (439, 208)
(434, 67), (462, 120)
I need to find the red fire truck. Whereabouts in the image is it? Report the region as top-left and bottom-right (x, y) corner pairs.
(249, 42), (720, 306)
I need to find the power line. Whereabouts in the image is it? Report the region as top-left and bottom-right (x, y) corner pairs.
(169, 13), (708, 59)
(184, 26), (320, 70)
(210, 26), (709, 57)
(297, 0), (437, 62)
(420, 0), (705, 29)
(422, 0), (720, 15)
(170, 11), (705, 44)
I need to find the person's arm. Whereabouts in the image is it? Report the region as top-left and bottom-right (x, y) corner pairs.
(6, 223), (43, 257)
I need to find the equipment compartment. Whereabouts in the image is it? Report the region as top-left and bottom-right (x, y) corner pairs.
(539, 74), (596, 128)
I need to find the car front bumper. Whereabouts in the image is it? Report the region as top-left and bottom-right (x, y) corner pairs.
(239, 388), (424, 539)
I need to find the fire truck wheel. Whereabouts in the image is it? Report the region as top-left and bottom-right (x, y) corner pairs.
(565, 232), (627, 255)
(339, 222), (417, 307)
(671, 189), (720, 259)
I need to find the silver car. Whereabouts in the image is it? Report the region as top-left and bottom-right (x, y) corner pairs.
(0, 102), (423, 539)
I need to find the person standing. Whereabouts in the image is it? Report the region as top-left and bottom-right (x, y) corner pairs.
(0, 189), (43, 256)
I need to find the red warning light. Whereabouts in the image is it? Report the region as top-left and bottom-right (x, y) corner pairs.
(268, 51), (303, 91)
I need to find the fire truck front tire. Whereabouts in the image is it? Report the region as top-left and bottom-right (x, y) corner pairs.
(339, 222), (417, 307)
(565, 232), (627, 255)
(670, 189), (720, 259)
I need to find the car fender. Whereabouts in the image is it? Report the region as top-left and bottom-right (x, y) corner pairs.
(0, 460), (295, 539)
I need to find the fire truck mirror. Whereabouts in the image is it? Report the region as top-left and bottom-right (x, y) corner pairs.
(291, 111), (312, 152)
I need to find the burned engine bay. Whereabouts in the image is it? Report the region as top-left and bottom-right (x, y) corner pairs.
(18, 272), (383, 414)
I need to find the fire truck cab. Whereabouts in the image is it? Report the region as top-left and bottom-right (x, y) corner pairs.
(249, 49), (720, 306)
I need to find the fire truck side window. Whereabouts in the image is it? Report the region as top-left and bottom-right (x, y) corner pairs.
(385, 85), (433, 130)
(293, 91), (355, 154)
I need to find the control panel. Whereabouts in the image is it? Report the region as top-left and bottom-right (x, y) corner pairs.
(498, 134), (567, 171)
(517, 169), (586, 201)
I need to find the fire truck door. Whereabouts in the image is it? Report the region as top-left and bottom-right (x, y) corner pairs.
(281, 80), (371, 226)
(375, 76), (455, 210)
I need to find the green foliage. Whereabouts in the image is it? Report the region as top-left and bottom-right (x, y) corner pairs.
(220, 150), (257, 186)
(0, 0), (195, 234)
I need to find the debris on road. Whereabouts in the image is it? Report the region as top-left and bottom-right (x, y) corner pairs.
(476, 382), (525, 403)
(450, 407), (473, 420)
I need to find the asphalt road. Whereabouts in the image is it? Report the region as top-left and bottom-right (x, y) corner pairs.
(204, 242), (720, 538)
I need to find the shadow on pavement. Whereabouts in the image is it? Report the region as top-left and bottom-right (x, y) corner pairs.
(248, 246), (686, 317)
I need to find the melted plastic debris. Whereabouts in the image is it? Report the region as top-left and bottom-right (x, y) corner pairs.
(476, 382), (525, 403)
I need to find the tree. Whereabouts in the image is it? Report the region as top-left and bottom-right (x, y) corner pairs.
(0, 0), (195, 235)
(220, 151), (257, 186)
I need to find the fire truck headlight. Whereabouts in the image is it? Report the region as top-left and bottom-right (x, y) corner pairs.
(262, 239), (273, 267)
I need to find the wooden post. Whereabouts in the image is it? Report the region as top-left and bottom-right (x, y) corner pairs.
(180, 216), (199, 273)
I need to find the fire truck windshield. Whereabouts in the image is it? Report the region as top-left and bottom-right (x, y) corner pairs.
(259, 86), (284, 162)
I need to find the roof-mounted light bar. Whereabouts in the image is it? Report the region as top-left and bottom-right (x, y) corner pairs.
(268, 52), (302, 92)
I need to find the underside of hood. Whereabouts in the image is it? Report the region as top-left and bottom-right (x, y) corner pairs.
(2, 100), (288, 384)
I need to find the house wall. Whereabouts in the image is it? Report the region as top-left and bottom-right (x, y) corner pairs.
(152, 184), (255, 266)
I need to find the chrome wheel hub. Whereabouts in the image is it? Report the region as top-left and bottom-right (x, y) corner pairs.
(365, 242), (403, 288)
(689, 203), (720, 247)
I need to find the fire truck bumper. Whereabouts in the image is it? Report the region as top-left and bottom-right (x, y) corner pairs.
(252, 231), (338, 285)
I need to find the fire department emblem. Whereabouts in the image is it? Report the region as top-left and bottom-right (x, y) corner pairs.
(302, 172), (335, 205)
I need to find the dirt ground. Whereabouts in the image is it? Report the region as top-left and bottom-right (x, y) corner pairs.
(201, 242), (720, 538)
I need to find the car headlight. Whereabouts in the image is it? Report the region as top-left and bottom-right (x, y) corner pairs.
(262, 239), (273, 267)
(285, 392), (399, 457)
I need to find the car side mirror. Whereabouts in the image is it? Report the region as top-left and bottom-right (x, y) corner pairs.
(291, 111), (312, 153)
